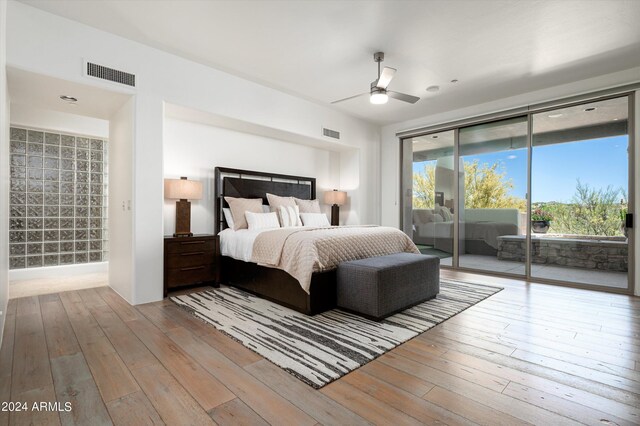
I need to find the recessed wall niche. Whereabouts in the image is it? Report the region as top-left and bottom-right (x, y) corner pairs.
(9, 126), (109, 269)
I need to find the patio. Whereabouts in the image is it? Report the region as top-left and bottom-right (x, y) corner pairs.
(440, 254), (627, 289)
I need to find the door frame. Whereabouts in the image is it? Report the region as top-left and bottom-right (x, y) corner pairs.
(400, 89), (636, 295)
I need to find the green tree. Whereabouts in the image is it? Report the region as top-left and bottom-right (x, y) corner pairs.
(412, 160), (526, 211)
(463, 160), (526, 211)
(413, 164), (436, 208)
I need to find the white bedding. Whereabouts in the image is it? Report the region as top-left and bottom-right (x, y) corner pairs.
(219, 228), (264, 262)
(220, 226), (308, 261)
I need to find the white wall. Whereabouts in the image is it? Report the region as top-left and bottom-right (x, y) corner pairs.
(338, 149), (360, 225)
(635, 90), (639, 296)
(0, 0), (9, 346)
(6, 2), (379, 304)
(109, 97), (135, 302)
(10, 104), (108, 138)
(9, 262), (108, 281)
(163, 118), (340, 235)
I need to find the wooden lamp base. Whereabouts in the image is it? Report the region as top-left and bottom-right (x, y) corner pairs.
(174, 199), (193, 237)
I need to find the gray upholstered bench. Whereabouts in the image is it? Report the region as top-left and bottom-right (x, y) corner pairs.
(336, 253), (440, 321)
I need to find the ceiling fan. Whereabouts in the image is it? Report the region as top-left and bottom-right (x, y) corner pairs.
(331, 52), (420, 105)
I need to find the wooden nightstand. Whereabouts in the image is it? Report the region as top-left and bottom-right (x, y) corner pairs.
(164, 234), (219, 297)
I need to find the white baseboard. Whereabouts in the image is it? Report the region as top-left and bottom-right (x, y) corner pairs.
(9, 262), (108, 282)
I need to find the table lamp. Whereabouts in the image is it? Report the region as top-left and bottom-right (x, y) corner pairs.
(324, 189), (347, 226)
(165, 177), (203, 237)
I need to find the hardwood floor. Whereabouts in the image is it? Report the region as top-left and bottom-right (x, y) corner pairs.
(1, 270), (639, 425)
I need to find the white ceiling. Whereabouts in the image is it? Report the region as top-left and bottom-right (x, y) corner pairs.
(18, 0), (640, 125)
(7, 67), (132, 119)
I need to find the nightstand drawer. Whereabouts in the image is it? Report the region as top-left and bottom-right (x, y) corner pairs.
(164, 234), (219, 296)
(165, 264), (216, 289)
(166, 250), (215, 268)
(165, 238), (215, 254)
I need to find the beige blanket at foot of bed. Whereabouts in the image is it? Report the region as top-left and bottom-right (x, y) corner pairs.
(251, 225), (419, 294)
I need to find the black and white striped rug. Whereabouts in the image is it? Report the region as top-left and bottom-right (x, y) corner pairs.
(171, 278), (501, 388)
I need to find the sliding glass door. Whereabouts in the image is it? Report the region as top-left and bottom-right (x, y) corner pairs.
(530, 97), (630, 288)
(402, 130), (455, 264)
(458, 117), (528, 275)
(401, 93), (633, 293)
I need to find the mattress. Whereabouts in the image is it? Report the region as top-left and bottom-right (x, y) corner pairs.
(219, 227), (267, 262)
(219, 226), (310, 261)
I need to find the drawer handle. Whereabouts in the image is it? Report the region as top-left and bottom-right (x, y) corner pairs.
(181, 241), (205, 245)
(180, 266), (205, 271)
(181, 252), (204, 256)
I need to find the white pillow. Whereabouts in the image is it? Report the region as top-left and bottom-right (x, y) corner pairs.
(245, 211), (280, 230)
(438, 206), (453, 221)
(300, 212), (330, 227)
(223, 208), (235, 229)
(262, 205), (271, 213)
(279, 205), (302, 227)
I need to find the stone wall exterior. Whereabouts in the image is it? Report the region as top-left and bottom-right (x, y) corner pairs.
(497, 235), (628, 272)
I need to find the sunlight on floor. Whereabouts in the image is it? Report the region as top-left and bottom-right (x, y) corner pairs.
(9, 272), (108, 299)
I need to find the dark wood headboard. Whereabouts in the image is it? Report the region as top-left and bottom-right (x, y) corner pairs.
(214, 167), (316, 234)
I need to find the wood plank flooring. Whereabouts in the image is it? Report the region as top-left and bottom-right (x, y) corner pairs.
(1, 270), (639, 425)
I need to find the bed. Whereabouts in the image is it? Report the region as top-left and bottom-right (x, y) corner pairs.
(214, 167), (418, 315)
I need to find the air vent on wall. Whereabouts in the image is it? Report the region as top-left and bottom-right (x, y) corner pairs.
(322, 127), (340, 139)
(86, 62), (136, 87)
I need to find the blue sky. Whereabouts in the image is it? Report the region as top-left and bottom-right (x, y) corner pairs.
(413, 135), (628, 203)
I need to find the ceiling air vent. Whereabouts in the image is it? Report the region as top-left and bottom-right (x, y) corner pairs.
(322, 127), (340, 140)
(86, 62), (136, 87)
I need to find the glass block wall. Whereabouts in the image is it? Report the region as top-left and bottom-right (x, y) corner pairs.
(9, 127), (109, 269)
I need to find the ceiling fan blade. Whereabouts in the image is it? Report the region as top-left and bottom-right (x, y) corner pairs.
(331, 92), (369, 104)
(388, 91), (420, 104)
(376, 67), (396, 89)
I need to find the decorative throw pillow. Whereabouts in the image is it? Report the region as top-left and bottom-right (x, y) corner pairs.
(438, 206), (453, 222)
(300, 212), (330, 227)
(279, 205), (302, 227)
(413, 209), (431, 224)
(294, 198), (321, 214)
(267, 193), (296, 208)
(245, 211), (280, 230)
(431, 213), (445, 223)
(267, 193), (296, 225)
(224, 197), (263, 230)
(222, 207), (235, 229)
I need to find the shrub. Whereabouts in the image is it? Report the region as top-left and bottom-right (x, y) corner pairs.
(538, 181), (626, 236)
(531, 209), (553, 221)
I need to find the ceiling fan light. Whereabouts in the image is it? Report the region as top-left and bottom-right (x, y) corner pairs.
(370, 92), (388, 104)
